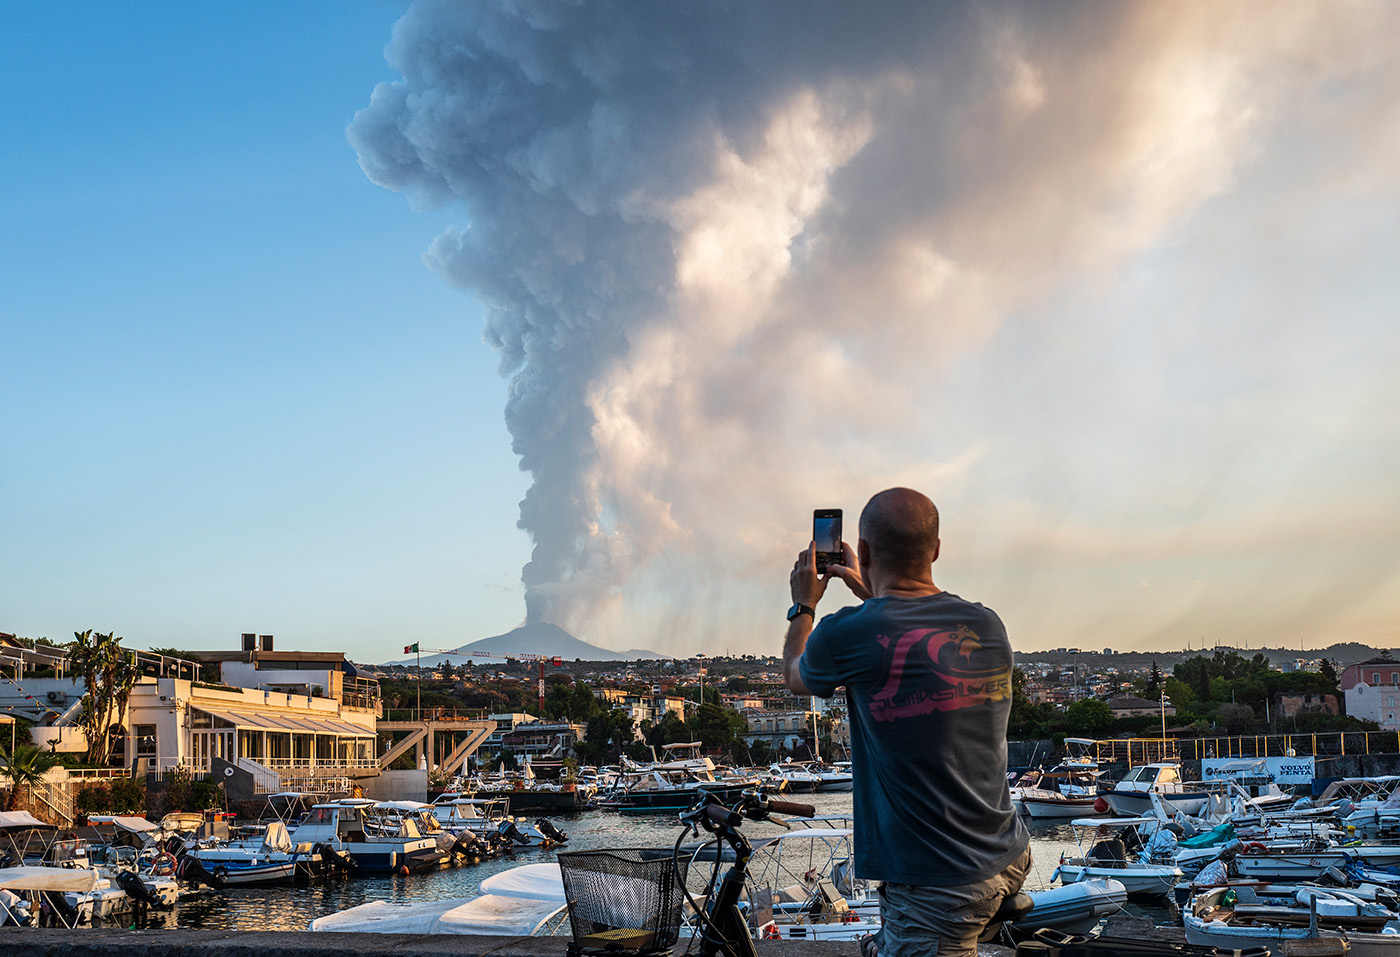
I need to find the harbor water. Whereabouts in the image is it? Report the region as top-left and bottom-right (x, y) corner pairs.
(136, 793), (1177, 932)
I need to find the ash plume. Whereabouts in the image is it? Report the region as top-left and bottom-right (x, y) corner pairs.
(351, 1), (1400, 654)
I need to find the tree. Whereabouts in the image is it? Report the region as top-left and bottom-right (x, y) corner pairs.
(68, 630), (139, 766)
(1065, 699), (1114, 736)
(1144, 661), (1162, 699)
(2, 745), (59, 811)
(1219, 702), (1256, 735)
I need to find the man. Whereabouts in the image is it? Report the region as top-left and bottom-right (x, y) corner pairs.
(783, 488), (1030, 957)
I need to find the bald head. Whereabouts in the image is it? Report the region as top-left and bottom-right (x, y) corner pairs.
(860, 487), (940, 576)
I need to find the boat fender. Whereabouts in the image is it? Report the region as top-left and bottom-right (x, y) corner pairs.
(214, 866), (229, 883)
(1093, 797), (1109, 813)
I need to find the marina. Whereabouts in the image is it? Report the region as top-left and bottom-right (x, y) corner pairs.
(2, 792), (1170, 933)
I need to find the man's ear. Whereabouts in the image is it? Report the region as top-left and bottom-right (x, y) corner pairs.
(858, 539), (870, 569)
(931, 538), (941, 564)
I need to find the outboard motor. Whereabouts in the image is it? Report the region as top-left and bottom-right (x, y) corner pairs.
(451, 831), (487, 860)
(316, 842), (356, 873)
(115, 870), (161, 908)
(499, 819), (532, 846)
(535, 819), (568, 844)
(175, 853), (225, 890)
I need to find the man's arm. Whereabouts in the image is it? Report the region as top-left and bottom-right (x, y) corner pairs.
(783, 613), (814, 695)
(784, 543), (825, 695)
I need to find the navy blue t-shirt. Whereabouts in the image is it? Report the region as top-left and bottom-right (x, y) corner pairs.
(799, 592), (1028, 885)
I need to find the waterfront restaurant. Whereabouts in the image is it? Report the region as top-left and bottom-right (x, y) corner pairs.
(26, 636), (381, 795)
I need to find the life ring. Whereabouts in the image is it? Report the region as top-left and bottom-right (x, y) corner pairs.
(843, 912), (863, 923)
(1244, 842), (1268, 854)
(763, 924), (782, 940)
(214, 865), (230, 882)
(151, 852), (177, 876)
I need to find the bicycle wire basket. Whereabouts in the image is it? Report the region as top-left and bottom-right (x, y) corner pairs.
(558, 847), (690, 956)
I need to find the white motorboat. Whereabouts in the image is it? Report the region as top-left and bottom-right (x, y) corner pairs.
(287, 800), (442, 873)
(309, 862), (568, 935)
(1052, 820), (1183, 897)
(1102, 763), (1210, 817)
(182, 821), (298, 886)
(811, 762), (854, 793)
(1022, 794), (1104, 820)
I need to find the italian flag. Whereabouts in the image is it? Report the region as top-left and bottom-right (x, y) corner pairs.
(404, 642), (419, 654)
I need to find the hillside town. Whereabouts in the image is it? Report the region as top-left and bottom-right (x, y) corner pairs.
(2, 628), (1397, 824)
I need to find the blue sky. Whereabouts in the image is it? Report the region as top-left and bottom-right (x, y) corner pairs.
(1, 4), (533, 659)
(5, 3), (1400, 662)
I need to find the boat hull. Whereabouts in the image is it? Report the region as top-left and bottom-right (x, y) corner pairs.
(1023, 797), (1102, 820)
(1102, 790), (1208, 817)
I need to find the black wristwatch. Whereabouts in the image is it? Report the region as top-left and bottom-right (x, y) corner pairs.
(786, 602), (816, 622)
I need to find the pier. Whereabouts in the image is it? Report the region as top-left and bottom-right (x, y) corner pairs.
(0, 930), (862, 956)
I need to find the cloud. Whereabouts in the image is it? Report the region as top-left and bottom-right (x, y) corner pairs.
(351, 0), (1400, 654)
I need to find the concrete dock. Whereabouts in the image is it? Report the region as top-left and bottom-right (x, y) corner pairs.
(0, 930), (869, 956)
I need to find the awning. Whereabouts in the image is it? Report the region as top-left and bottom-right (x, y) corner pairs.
(0, 865), (100, 893)
(195, 708), (373, 737)
(86, 815), (157, 833)
(0, 811), (56, 831)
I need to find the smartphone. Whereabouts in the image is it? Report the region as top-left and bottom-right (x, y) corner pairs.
(813, 508), (843, 574)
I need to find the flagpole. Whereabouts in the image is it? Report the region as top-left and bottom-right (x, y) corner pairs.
(416, 645), (422, 718)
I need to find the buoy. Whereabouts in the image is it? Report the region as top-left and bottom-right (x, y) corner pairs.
(1093, 797), (1109, 813)
(398, 865), (410, 875)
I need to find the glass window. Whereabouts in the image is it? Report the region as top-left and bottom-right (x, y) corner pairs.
(135, 724), (157, 756)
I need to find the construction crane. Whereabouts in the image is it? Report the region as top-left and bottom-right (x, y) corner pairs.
(409, 647), (564, 713)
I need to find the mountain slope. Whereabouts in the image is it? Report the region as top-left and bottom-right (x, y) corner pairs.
(383, 621), (666, 665)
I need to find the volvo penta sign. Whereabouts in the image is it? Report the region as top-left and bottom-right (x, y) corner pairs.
(1202, 756), (1314, 785)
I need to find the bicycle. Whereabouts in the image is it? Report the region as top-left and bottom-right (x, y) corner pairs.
(674, 790), (1037, 957)
(674, 789), (818, 957)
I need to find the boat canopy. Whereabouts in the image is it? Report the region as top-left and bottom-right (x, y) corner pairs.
(0, 865), (99, 892)
(0, 811), (55, 831)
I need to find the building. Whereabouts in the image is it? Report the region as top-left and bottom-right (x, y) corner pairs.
(25, 635), (382, 795)
(1106, 695), (1174, 719)
(1274, 691), (1338, 720)
(1340, 656), (1400, 728)
(741, 708), (816, 753)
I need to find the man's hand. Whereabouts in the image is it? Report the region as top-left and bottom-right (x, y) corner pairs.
(826, 541), (872, 601)
(790, 542), (828, 607)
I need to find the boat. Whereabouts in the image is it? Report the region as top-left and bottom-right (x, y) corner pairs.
(1052, 820), (1183, 897)
(1023, 794), (1104, 820)
(0, 865), (103, 928)
(811, 762), (854, 793)
(1102, 762), (1211, 817)
(308, 862), (568, 935)
(179, 821), (298, 886)
(286, 800), (443, 873)
(764, 763), (822, 793)
(1233, 840), (1400, 882)
(1014, 879), (1128, 936)
(1185, 883), (1400, 955)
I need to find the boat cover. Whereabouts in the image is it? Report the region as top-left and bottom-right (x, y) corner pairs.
(0, 811), (55, 831)
(479, 863), (566, 901)
(88, 815), (159, 833)
(1177, 821), (1234, 849)
(310, 894), (564, 935)
(0, 865), (101, 892)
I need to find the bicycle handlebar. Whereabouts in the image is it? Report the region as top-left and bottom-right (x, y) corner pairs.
(681, 790), (816, 828)
(764, 798), (816, 818)
(705, 803), (742, 827)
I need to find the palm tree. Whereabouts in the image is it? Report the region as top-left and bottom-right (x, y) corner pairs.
(1, 745), (59, 811)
